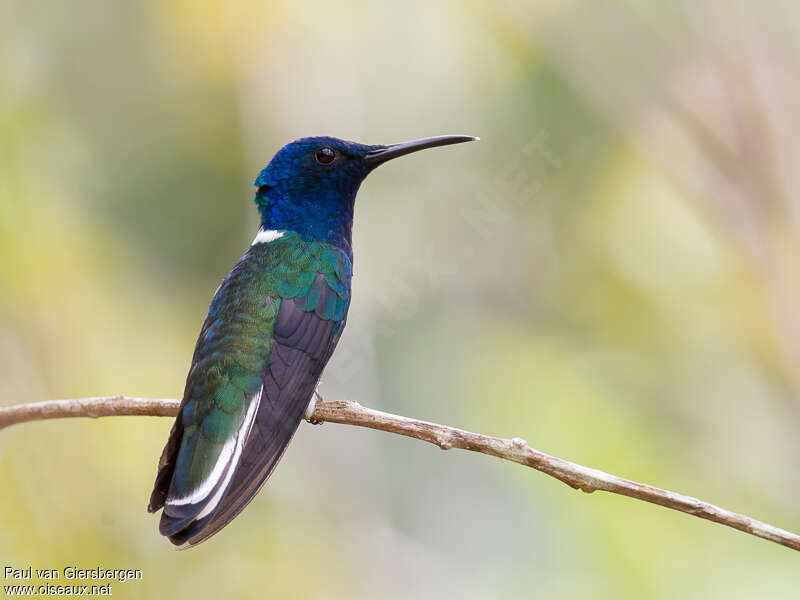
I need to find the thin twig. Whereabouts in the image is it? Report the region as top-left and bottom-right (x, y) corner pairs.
(1, 396), (798, 552)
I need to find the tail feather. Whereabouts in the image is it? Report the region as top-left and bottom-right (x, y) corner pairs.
(158, 386), (263, 540)
(149, 283), (347, 548)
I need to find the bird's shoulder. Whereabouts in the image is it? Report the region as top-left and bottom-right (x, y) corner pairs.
(219, 232), (351, 300)
(181, 233), (351, 427)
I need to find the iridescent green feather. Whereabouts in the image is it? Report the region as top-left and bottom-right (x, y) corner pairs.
(166, 232), (350, 500)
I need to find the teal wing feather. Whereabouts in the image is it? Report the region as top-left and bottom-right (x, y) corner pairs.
(148, 234), (351, 546)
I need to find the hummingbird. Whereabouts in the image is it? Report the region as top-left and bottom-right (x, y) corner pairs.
(148, 134), (478, 547)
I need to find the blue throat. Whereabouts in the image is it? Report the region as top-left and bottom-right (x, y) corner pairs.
(255, 185), (357, 256)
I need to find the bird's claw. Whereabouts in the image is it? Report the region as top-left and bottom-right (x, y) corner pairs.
(304, 390), (323, 425)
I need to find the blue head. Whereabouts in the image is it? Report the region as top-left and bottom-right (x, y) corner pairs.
(254, 135), (478, 255)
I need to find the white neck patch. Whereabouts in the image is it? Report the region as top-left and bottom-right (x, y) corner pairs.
(251, 229), (285, 245)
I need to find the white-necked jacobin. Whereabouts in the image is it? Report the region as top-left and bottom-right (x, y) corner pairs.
(148, 134), (478, 548)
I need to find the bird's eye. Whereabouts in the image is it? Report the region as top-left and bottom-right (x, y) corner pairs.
(315, 147), (336, 164)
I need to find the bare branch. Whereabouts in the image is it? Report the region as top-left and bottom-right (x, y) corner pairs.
(1, 396), (798, 552)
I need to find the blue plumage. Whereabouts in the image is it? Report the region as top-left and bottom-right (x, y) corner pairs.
(254, 137), (381, 256)
(149, 134), (477, 547)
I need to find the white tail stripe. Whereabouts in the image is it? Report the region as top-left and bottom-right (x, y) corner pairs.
(168, 388), (262, 509)
(169, 439), (235, 506)
(196, 387), (262, 519)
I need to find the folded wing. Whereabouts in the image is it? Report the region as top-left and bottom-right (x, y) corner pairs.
(149, 262), (349, 548)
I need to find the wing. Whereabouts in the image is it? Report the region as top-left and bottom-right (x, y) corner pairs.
(149, 240), (350, 548)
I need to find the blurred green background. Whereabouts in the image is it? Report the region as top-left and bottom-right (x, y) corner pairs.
(2, 0), (800, 597)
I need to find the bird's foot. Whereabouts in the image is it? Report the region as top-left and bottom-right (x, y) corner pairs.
(305, 390), (323, 425)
